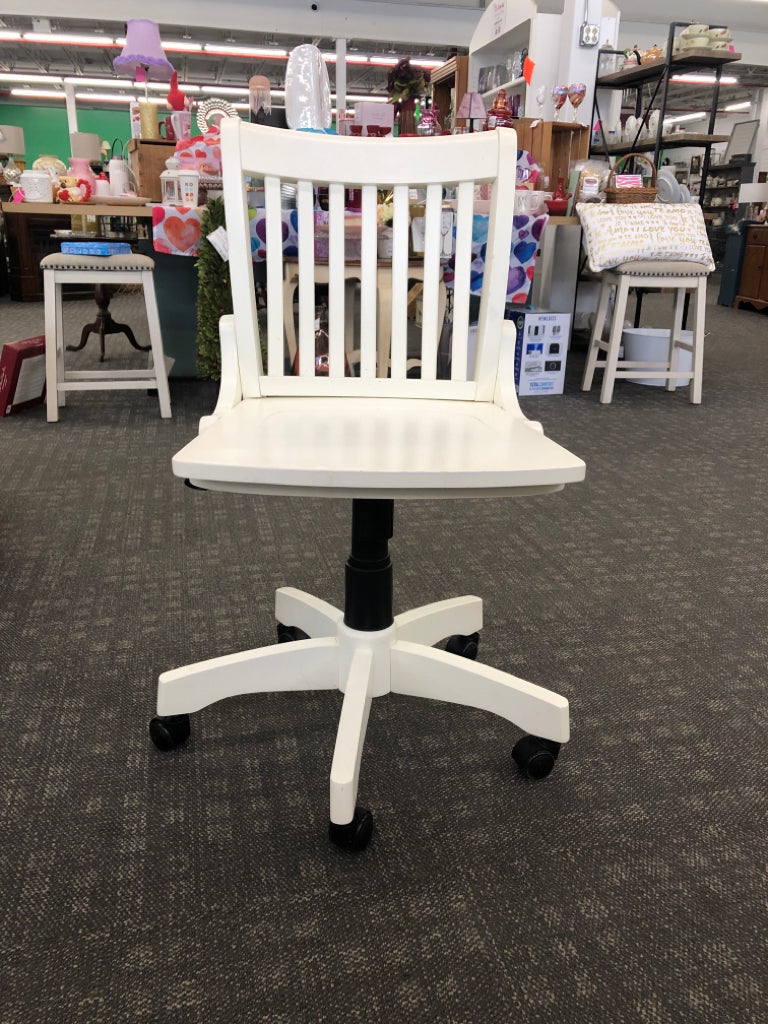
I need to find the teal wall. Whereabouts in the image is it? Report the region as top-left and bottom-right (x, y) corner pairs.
(0, 103), (132, 167)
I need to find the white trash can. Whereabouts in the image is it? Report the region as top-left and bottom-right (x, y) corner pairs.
(620, 327), (693, 387)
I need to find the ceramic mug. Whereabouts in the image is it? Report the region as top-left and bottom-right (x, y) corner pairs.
(159, 117), (176, 141)
(170, 111), (192, 140)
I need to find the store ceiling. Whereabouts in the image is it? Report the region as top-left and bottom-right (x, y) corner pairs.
(0, 14), (463, 108)
(0, 13), (764, 115)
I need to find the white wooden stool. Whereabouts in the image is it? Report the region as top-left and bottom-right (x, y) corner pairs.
(582, 260), (709, 405)
(41, 252), (172, 422)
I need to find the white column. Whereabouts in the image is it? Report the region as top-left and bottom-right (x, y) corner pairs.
(335, 38), (347, 125)
(64, 82), (78, 135)
(752, 91), (768, 177)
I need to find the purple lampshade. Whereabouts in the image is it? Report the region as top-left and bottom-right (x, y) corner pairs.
(456, 92), (487, 121)
(113, 19), (174, 81)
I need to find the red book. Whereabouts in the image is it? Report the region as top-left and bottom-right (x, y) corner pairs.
(0, 336), (47, 416)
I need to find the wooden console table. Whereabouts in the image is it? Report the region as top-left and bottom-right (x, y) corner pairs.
(1, 201), (153, 301)
(734, 225), (768, 312)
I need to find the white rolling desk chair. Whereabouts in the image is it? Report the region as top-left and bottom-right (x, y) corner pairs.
(150, 120), (585, 852)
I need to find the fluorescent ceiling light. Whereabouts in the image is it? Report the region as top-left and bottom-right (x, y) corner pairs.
(203, 44), (287, 58)
(10, 88), (64, 99)
(411, 59), (446, 69)
(345, 94), (387, 103)
(671, 73), (738, 84)
(345, 55), (370, 64)
(75, 92), (136, 103)
(61, 75), (200, 93)
(23, 32), (116, 46)
(200, 85), (250, 96)
(369, 57), (400, 66)
(0, 30), (22, 40)
(163, 41), (203, 52)
(724, 101), (751, 111)
(64, 76), (137, 89)
(0, 72), (63, 84)
(665, 111), (707, 123)
(146, 81), (201, 93)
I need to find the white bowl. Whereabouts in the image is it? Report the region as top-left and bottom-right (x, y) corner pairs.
(681, 24), (709, 37)
(681, 37), (711, 49)
(706, 27), (731, 39)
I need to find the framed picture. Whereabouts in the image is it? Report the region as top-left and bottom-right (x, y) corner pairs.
(724, 120), (759, 164)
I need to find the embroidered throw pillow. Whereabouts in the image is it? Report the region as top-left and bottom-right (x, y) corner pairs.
(577, 202), (714, 273)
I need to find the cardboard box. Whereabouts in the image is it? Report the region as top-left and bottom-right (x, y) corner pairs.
(125, 139), (176, 202)
(0, 336), (46, 416)
(507, 310), (570, 395)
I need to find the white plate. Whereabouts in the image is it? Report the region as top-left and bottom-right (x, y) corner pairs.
(656, 168), (681, 204)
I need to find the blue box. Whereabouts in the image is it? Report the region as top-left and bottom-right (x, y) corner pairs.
(60, 242), (133, 256)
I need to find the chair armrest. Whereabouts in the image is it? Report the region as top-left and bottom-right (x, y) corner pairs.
(493, 319), (546, 437)
(493, 318), (525, 414)
(198, 314), (244, 433)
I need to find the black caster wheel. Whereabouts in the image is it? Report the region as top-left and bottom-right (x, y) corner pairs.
(276, 623), (310, 644)
(149, 714), (190, 752)
(445, 631), (480, 660)
(512, 735), (561, 781)
(329, 807), (374, 852)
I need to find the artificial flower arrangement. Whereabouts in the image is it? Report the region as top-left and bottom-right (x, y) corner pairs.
(386, 58), (431, 134)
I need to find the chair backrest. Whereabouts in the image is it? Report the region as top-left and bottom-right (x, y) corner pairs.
(221, 118), (520, 405)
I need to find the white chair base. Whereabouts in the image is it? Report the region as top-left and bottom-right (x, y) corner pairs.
(41, 253), (173, 421)
(582, 261), (709, 404)
(156, 586), (569, 834)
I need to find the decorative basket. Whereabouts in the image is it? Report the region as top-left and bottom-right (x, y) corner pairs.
(605, 152), (658, 204)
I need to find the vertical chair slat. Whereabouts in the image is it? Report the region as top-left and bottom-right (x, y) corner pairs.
(419, 183), (444, 381)
(389, 185), (410, 380)
(264, 175), (284, 377)
(327, 183), (346, 379)
(297, 179), (316, 378)
(359, 184), (378, 379)
(450, 180), (474, 381)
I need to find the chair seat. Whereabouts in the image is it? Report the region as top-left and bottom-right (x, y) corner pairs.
(612, 260), (710, 277)
(174, 397), (585, 497)
(41, 252), (154, 272)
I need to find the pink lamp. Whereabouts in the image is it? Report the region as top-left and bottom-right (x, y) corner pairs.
(456, 92), (487, 132)
(113, 19), (174, 99)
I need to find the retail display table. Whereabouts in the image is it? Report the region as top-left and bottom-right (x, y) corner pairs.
(152, 203), (557, 305)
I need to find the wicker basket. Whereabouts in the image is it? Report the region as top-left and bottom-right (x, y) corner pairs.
(605, 152), (658, 204)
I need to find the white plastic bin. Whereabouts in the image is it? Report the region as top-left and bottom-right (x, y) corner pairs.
(621, 328), (693, 387)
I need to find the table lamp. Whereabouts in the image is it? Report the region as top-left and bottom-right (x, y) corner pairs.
(113, 19), (174, 140)
(738, 182), (768, 222)
(456, 92), (487, 133)
(0, 124), (25, 185)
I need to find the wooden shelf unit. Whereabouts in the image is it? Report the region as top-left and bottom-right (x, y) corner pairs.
(515, 120), (590, 189)
(430, 56), (469, 132)
(734, 225), (768, 311)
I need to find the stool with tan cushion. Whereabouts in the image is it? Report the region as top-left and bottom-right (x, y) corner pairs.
(581, 260), (708, 404)
(41, 252), (172, 422)
(577, 202), (714, 406)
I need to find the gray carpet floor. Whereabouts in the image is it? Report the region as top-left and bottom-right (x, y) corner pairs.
(1, 283), (767, 1023)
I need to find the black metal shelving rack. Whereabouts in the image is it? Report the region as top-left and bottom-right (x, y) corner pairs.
(589, 21), (741, 207)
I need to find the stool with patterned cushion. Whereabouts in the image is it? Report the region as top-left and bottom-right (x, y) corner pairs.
(581, 260), (709, 405)
(41, 253), (172, 422)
